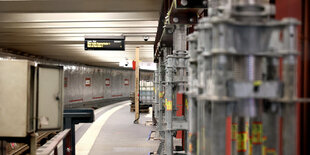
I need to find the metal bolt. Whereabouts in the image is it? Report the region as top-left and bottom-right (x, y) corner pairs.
(173, 17), (179, 23)
(189, 18), (194, 23)
(181, 0), (188, 6)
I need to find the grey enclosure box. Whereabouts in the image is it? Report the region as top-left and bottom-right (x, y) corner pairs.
(0, 60), (64, 137)
(0, 60), (36, 137)
(36, 65), (64, 131)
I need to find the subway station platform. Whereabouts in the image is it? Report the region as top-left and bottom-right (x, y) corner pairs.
(72, 101), (158, 155)
(0, 0), (309, 155)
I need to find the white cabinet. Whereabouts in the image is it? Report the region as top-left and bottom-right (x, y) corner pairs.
(0, 60), (64, 137)
(0, 60), (36, 137)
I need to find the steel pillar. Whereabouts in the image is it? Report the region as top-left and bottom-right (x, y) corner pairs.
(165, 56), (174, 155)
(187, 32), (199, 155)
(154, 66), (159, 123)
(158, 52), (166, 134)
(282, 19), (299, 155)
(187, 32), (198, 155)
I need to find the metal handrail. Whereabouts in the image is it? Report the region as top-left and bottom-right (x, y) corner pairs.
(36, 129), (71, 155)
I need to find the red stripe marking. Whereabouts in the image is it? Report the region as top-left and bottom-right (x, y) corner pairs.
(69, 99), (83, 103)
(92, 96), (104, 99)
(112, 94), (123, 97)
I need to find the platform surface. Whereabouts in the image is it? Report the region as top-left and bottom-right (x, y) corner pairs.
(74, 101), (159, 155)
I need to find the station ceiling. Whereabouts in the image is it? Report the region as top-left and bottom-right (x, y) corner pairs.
(0, 0), (161, 67)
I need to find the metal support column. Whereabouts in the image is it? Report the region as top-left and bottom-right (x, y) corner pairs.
(165, 56), (174, 155)
(159, 56), (165, 133)
(282, 19), (300, 155)
(157, 52), (166, 155)
(29, 133), (37, 155)
(263, 102), (280, 155)
(155, 65), (159, 123)
(187, 32), (199, 155)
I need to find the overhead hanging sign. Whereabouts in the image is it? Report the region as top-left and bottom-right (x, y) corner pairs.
(84, 36), (125, 51)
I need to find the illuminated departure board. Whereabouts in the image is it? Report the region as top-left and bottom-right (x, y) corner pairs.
(84, 37), (125, 50)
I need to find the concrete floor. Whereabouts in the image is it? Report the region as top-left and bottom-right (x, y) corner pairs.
(75, 101), (159, 155)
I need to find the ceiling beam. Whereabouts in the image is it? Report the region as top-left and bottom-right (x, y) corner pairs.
(0, 44), (154, 48)
(0, 41), (155, 46)
(0, 0), (161, 13)
(0, 36), (156, 42)
(0, 21), (158, 29)
(0, 27), (157, 34)
(0, 33), (157, 37)
(0, 12), (159, 23)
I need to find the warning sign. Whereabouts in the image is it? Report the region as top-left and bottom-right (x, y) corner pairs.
(85, 78), (91, 87)
(124, 79), (129, 86)
(64, 77), (68, 87)
(105, 78), (110, 86)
